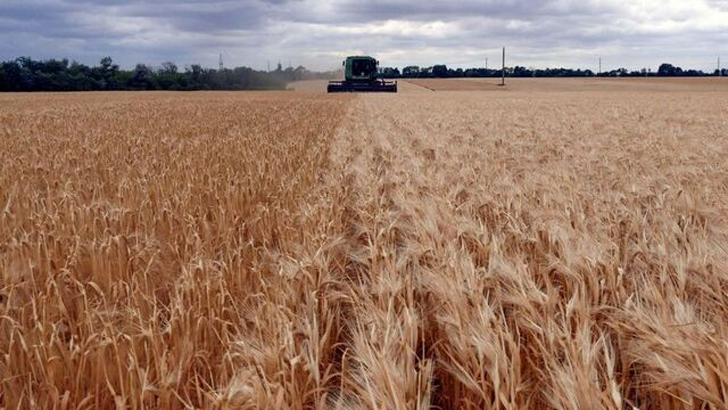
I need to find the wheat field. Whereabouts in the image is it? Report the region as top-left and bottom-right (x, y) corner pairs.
(1, 82), (728, 409)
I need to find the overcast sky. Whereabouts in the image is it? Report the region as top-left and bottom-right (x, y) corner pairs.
(1, 0), (726, 71)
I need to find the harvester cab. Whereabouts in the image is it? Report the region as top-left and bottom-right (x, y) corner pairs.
(327, 56), (397, 93)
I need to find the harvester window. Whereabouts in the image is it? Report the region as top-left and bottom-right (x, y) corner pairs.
(352, 59), (373, 77)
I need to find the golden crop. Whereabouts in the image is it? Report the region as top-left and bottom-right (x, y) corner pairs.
(1, 82), (727, 409)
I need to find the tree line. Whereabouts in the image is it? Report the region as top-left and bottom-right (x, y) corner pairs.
(379, 63), (727, 78)
(0, 57), (335, 92)
(2, 56), (725, 91)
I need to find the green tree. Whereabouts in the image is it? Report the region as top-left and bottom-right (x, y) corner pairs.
(432, 64), (448, 77)
(658, 63), (683, 76)
(128, 64), (153, 90)
(98, 56), (119, 89)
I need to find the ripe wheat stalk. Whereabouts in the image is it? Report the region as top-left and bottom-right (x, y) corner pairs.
(1, 88), (727, 409)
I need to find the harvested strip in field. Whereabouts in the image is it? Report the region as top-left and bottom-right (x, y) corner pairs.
(404, 78), (503, 91)
(403, 77), (728, 92)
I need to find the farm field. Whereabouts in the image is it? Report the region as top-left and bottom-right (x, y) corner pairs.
(290, 77), (728, 93)
(1, 80), (728, 409)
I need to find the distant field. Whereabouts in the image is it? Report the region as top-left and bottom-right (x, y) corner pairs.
(2, 83), (728, 409)
(406, 77), (728, 92)
(290, 77), (728, 93)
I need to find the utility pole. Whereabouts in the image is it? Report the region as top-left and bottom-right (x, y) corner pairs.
(500, 47), (506, 86)
(219, 54), (224, 71)
(598, 57), (602, 76)
(485, 57), (488, 70)
(719, 57), (722, 77)
(267, 61), (270, 72)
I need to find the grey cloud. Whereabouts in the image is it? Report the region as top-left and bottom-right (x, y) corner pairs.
(0, 0), (725, 72)
(117, 1), (276, 31)
(318, 0), (622, 24)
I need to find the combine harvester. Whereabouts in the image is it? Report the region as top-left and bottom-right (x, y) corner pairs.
(328, 56), (397, 93)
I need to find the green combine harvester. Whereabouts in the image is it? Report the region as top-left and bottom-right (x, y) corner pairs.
(328, 56), (398, 93)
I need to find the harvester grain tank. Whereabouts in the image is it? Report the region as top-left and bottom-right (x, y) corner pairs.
(327, 56), (397, 93)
